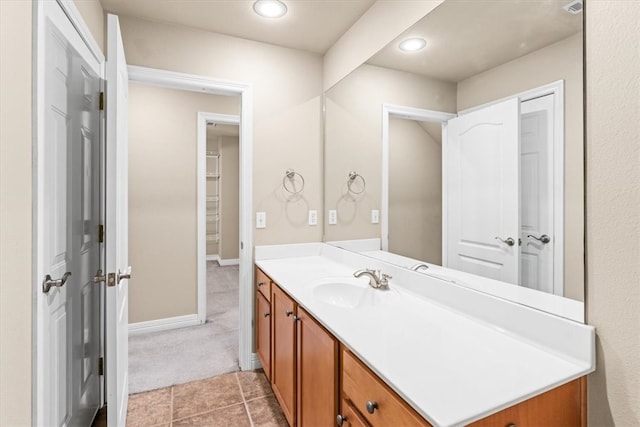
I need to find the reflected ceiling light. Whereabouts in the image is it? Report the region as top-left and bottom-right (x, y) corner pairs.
(253, 0), (288, 18)
(399, 38), (427, 52)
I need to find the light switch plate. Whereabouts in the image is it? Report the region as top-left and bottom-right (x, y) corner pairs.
(371, 209), (380, 224)
(308, 210), (318, 226)
(328, 210), (337, 225)
(256, 212), (266, 229)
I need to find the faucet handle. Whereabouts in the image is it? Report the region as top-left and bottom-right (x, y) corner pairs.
(380, 273), (392, 287)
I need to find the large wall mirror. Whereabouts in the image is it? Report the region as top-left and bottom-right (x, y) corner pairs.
(323, 0), (584, 318)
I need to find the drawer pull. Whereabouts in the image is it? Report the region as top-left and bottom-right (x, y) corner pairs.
(263, 312), (270, 318)
(258, 281), (265, 287)
(292, 315), (301, 322)
(336, 414), (347, 426)
(285, 310), (293, 317)
(506, 424), (517, 427)
(366, 400), (378, 414)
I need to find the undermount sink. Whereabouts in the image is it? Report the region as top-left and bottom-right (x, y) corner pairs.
(311, 277), (380, 308)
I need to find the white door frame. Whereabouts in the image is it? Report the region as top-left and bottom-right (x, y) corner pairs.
(127, 66), (256, 370)
(197, 112), (240, 324)
(380, 104), (456, 252)
(459, 81), (565, 295)
(33, 0), (105, 424)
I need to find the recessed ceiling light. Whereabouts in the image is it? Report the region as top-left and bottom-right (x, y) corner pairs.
(253, 0), (288, 18)
(399, 38), (427, 52)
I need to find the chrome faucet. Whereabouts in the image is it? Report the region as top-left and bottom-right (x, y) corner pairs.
(353, 269), (392, 290)
(409, 263), (430, 272)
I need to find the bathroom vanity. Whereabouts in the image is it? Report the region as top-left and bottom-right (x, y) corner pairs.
(254, 243), (594, 427)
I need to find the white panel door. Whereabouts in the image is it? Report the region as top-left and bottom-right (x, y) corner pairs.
(520, 94), (555, 292)
(106, 13), (130, 427)
(445, 98), (520, 284)
(39, 1), (102, 425)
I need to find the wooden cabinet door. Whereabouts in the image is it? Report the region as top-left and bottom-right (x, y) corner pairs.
(256, 291), (271, 381)
(271, 285), (296, 426)
(296, 307), (339, 427)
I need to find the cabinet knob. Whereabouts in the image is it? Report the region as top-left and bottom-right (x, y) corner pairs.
(258, 281), (265, 287)
(336, 414), (347, 426)
(285, 310), (293, 317)
(263, 312), (270, 318)
(292, 315), (300, 322)
(506, 424), (517, 427)
(366, 400), (378, 414)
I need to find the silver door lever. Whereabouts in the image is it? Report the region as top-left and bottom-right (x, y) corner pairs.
(495, 236), (515, 246)
(527, 234), (551, 244)
(43, 272), (71, 293)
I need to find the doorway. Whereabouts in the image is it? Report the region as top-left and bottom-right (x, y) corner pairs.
(123, 66), (254, 394)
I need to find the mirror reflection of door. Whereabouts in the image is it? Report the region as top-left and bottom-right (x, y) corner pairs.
(443, 93), (561, 294)
(520, 94), (555, 294)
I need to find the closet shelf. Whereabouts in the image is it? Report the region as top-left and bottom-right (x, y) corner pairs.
(206, 195), (220, 203)
(206, 173), (220, 179)
(206, 233), (219, 242)
(207, 214), (220, 223)
(206, 151), (219, 158)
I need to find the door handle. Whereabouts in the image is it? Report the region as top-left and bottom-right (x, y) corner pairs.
(42, 272), (71, 293)
(495, 236), (515, 246)
(117, 267), (132, 285)
(527, 234), (551, 244)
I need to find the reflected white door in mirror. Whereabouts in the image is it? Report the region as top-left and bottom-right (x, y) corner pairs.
(382, 81), (564, 297)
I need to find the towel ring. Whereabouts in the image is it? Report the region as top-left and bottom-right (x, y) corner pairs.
(347, 171), (366, 194)
(283, 169), (305, 195)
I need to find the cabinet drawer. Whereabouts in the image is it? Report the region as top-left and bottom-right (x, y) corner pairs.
(339, 398), (371, 427)
(341, 348), (430, 427)
(256, 267), (272, 301)
(468, 377), (585, 427)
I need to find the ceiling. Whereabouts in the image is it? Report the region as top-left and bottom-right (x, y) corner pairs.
(99, 0), (376, 54)
(367, 0), (583, 83)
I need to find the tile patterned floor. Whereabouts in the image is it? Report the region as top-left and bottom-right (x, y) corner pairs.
(125, 370), (287, 427)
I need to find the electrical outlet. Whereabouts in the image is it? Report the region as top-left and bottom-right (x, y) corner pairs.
(328, 210), (337, 225)
(371, 209), (380, 224)
(256, 212), (266, 229)
(308, 210), (318, 226)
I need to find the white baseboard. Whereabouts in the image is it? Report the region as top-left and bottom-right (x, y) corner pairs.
(206, 254), (220, 262)
(250, 353), (263, 371)
(219, 258), (240, 266)
(128, 314), (203, 336)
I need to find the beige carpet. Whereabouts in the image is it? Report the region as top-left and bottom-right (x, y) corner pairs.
(128, 262), (239, 394)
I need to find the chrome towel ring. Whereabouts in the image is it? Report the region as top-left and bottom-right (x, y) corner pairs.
(283, 169), (305, 195)
(347, 171), (366, 194)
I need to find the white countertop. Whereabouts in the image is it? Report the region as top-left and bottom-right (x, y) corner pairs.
(255, 243), (595, 427)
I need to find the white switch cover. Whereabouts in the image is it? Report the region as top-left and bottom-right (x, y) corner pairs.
(308, 210), (318, 226)
(371, 209), (380, 224)
(328, 210), (337, 225)
(256, 212), (266, 229)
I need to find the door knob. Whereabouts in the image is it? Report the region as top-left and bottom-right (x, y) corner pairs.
(527, 234), (551, 244)
(495, 236), (515, 246)
(42, 272), (71, 293)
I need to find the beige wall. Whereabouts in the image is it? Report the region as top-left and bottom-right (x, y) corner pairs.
(324, 64), (457, 242)
(73, 0), (104, 53)
(128, 83), (239, 323)
(220, 136), (240, 261)
(585, 1), (640, 424)
(457, 33), (584, 300)
(388, 118), (442, 264)
(0, 2), (33, 425)
(118, 16), (324, 252)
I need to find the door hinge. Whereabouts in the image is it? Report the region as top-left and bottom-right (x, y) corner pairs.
(99, 92), (105, 110)
(98, 357), (104, 375)
(98, 224), (104, 243)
